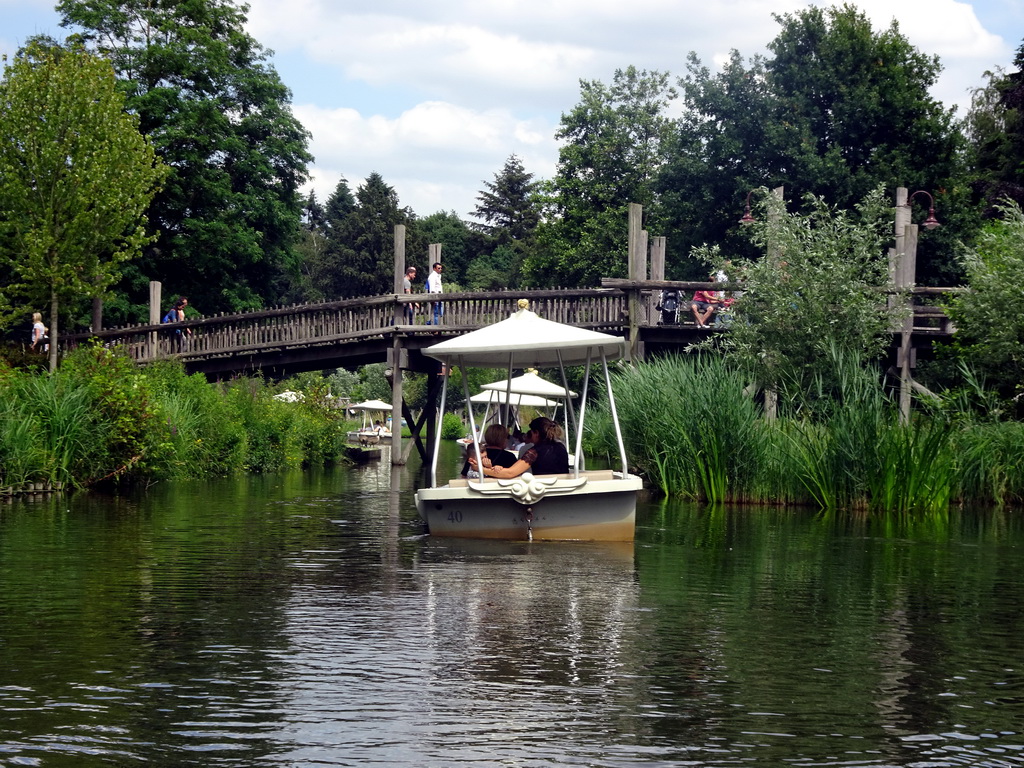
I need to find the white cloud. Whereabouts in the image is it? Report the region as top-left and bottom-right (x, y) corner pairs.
(295, 101), (558, 219)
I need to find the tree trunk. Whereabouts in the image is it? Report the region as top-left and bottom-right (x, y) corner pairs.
(48, 290), (58, 373)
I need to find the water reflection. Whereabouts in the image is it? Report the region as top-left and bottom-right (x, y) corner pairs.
(0, 455), (1022, 766)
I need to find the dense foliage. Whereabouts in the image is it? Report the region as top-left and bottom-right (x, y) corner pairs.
(966, 41), (1024, 213)
(0, 346), (356, 490)
(945, 200), (1024, 407)
(713, 186), (902, 395)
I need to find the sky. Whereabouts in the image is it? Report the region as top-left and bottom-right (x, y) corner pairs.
(1, 0), (1021, 223)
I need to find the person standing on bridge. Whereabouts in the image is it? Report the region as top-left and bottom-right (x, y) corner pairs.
(402, 265), (418, 324)
(163, 296), (192, 352)
(426, 262), (443, 326)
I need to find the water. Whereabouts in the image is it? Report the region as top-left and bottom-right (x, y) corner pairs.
(2, 445), (1023, 767)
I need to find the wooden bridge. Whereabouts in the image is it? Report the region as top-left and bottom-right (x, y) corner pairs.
(60, 282), (955, 379)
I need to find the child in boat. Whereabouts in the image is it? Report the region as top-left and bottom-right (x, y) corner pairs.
(461, 424), (518, 478)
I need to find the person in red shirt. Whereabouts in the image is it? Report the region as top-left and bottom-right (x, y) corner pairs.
(690, 288), (722, 328)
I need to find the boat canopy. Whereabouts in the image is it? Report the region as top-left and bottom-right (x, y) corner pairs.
(422, 300), (631, 488)
(479, 370), (577, 399)
(422, 302), (625, 368)
(349, 399), (393, 411)
(468, 390), (558, 407)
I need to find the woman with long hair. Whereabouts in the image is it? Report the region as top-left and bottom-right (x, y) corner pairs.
(470, 416), (569, 478)
(30, 312), (47, 351)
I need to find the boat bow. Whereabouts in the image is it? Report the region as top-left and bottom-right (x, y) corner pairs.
(467, 472), (588, 504)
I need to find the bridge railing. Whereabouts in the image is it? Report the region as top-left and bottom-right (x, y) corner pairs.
(58, 283), (958, 366)
(59, 288), (628, 364)
(602, 279), (961, 334)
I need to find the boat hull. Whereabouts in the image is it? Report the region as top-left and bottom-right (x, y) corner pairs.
(344, 446), (381, 463)
(415, 471), (641, 542)
(346, 431), (391, 445)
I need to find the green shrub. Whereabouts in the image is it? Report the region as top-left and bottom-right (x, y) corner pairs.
(441, 411), (464, 440)
(57, 344), (158, 479)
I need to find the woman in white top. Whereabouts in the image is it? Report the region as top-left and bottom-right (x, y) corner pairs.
(30, 312), (47, 351)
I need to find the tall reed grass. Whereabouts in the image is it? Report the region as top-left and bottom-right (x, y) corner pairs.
(585, 353), (1024, 511)
(591, 355), (763, 502)
(0, 346), (354, 489)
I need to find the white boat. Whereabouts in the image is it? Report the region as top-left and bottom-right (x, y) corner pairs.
(415, 299), (642, 542)
(346, 399), (393, 444)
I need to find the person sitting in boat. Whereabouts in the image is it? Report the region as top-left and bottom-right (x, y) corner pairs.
(461, 424), (517, 478)
(507, 428), (526, 453)
(470, 417), (569, 478)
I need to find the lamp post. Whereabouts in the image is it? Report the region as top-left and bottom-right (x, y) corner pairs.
(739, 186), (785, 420)
(739, 189), (758, 225)
(739, 186), (786, 226)
(904, 190), (941, 230)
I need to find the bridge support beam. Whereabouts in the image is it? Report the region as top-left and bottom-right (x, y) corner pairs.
(389, 340), (406, 465)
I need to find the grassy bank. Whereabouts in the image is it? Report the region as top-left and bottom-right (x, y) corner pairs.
(0, 345), (356, 490)
(586, 355), (1024, 510)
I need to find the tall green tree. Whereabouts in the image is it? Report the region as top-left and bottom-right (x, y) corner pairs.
(330, 173), (412, 298)
(472, 154), (540, 245)
(661, 4), (966, 282)
(56, 0), (312, 319)
(965, 42), (1024, 214)
(275, 191), (329, 304)
(658, 50), (776, 278)
(526, 66), (677, 287)
(468, 154), (540, 289)
(0, 44), (165, 370)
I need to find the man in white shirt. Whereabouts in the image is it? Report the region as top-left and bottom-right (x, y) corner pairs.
(426, 262), (443, 325)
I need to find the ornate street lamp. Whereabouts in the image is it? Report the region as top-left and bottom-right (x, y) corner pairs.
(904, 190), (941, 230)
(739, 189), (758, 225)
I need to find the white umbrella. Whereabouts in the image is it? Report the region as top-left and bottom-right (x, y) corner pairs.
(349, 399), (393, 411)
(468, 390), (557, 407)
(480, 369), (576, 399)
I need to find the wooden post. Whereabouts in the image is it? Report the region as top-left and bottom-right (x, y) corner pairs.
(388, 345), (408, 466)
(391, 224), (407, 464)
(890, 188), (910, 311)
(650, 236), (666, 281)
(764, 187), (785, 421)
(627, 203), (644, 362)
(393, 224), (406, 327)
(148, 281), (161, 359)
